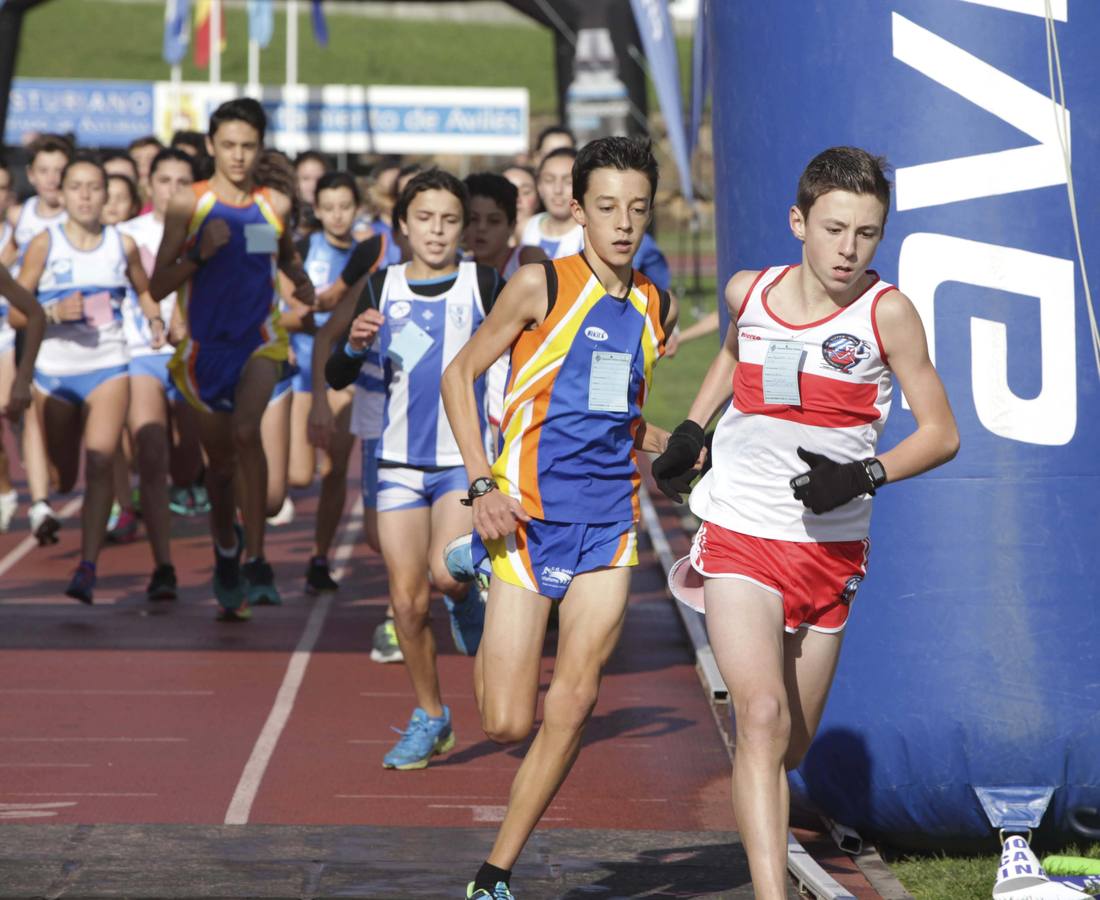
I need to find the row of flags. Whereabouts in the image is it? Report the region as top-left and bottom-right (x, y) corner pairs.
(163, 0), (328, 68)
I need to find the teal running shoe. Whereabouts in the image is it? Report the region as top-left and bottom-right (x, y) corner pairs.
(443, 533), (491, 590)
(382, 706), (454, 770)
(214, 538), (249, 621)
(443, 581), (485, 656)
(243, 557), (281, 606)
(466, 882), (515, 899)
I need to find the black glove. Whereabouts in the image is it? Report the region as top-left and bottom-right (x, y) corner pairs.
(652, 420), (706, 503)
(790, 447), (876, 514)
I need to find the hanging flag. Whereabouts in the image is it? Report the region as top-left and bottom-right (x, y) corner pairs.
(193, 0), (226, 69)
(630, 0), (694, 203)
(247, 0), (273, 48)
(311, 0), (328, 47)
(689, 0), (709, 159)
(162, 0), (191, 66)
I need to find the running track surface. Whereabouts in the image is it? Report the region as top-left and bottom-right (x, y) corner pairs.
(0, 440), (879, 898)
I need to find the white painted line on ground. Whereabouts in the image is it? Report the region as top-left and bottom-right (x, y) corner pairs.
(0, 497), (82, 579)
(0, 689), (214, 696)
(223, 503), (363, 825)
(0, 737), (185, 743)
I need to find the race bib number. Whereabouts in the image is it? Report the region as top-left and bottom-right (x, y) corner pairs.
(588, 350), (632, 413)
(244, 223), (278, 254)
(762, 341), (803, 406)
(387, 320), (434, 372)
(82, 291), (115, 329)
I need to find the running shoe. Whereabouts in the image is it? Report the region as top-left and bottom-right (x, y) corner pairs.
(146, 564), (178, 602)
(0, 490), (17, 533)
(107, 507), (140, 544)
(443, 581), (486, 657)
(65, 561), (96, 605)
(29, 500), (60, 546)
(443, 533), (491, 590)
(305, 555), (339, 595)
(190, 484), (211, 515)
(243, 557), (281, 606)
(382, 706), (454, 770)
(106, 501), (121, 533)
(466, 883), (515, 899)
(168, 486), (194, 517)
(370, 618), (404, 664)
(214, 541), (249, 621)
(266, 496), (295, 527)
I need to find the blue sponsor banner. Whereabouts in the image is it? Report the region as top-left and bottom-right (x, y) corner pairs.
(6, 79), (155, 146)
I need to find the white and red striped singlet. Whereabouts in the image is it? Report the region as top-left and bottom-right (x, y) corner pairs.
(690, 264), (896, 543)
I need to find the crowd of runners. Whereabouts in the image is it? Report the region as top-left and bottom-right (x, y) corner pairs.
(0, 96), (958, 900)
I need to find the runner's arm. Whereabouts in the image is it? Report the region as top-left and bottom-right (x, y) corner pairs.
(870, 290), (960, 482)
(271, 192), (314, 307)
(324, 273), (383, 390)
(149, 189), (202, 301)
(123, 234), (166, 347)
(684, 270), (755, 428)
(0, 265), (45, 416)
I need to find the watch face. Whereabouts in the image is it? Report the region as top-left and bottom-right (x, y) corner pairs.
(868, 460), (886, 484)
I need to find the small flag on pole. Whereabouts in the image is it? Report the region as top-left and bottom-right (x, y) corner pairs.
(162, 0), (191, 65)
(248, 0), (273, 49)
(193, 0), (226, 69)
(311, 0), (328, 47)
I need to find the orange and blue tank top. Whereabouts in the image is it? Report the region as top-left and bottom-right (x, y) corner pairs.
(492, 253), (667, 524)
(177, 180), (286, 353)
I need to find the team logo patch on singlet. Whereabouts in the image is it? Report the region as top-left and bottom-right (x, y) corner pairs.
(388, 301), (411, 319)
(821, 333), (871, 373)
(584, 326), (609, 342)
(448, 304), (470, 328)
(49, 257), (74, 285)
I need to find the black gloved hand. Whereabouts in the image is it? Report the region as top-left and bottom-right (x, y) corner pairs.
(652, 420), (706, 503)
(789, 447), (876, 514)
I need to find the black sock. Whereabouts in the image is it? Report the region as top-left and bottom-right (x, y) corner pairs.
(474, 862), (511, 892)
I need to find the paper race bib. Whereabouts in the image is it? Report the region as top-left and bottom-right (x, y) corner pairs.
(244, 223), (278, 254)
(82, 291), (115, 329)
(588, 350), (632, 413)
(762, 340), (804, 406)
(386, 320), (434, 372)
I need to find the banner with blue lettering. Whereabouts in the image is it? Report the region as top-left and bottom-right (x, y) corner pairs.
(6, 79), (156, 146)
(708, 1), (1099, 847)
(630, 0), (693, 202)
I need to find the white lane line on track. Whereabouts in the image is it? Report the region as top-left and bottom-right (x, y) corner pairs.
(223, 502), (363, 825)
(0, 737), (185, 743)
(0, 497), (83, 579)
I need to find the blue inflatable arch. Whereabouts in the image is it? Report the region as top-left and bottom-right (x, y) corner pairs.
(707, 0), (1100, 848)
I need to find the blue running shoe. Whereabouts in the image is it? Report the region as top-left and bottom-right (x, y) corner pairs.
(466, 882), (515, 899)
(382, 706), (454, 770)
(243, 557), (282, 606)
(443, 581), (486, 656)
(443, 533), (491, 589)
(65, 561), (96, 605)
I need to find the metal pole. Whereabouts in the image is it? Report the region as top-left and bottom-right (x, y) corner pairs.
(248, 38), (260, 94)
(210, 0), (221, 85)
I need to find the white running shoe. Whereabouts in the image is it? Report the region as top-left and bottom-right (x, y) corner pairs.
(266, 496), (295, 526)
(0, 490), (17, 533)
(29, 500), (60, 545)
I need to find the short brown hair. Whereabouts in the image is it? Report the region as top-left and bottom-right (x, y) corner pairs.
(27, 134), (74, 166)
(797, 147), (891, 224)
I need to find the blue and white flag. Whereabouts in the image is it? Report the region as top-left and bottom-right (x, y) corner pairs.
(630, 0), (693, 203)
(311, 0), (328, 47)
(247, 0), (274, 48)
(162, 0), (191, 66)
(689, 0), (709, 159)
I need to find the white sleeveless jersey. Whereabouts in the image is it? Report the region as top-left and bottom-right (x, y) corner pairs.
(374, 261), (487, 467)
(0, 223), (13, 352)
(35, 224), (129, 376)
(520, 213), (584, 260)
(14, 196), (66, 255)
(690, 265), (896, 542)
(118, 212), (174, 358)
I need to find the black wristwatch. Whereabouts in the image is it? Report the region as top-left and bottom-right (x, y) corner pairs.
(460, 476), (498, 507)
(861, 457), (888, 492)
